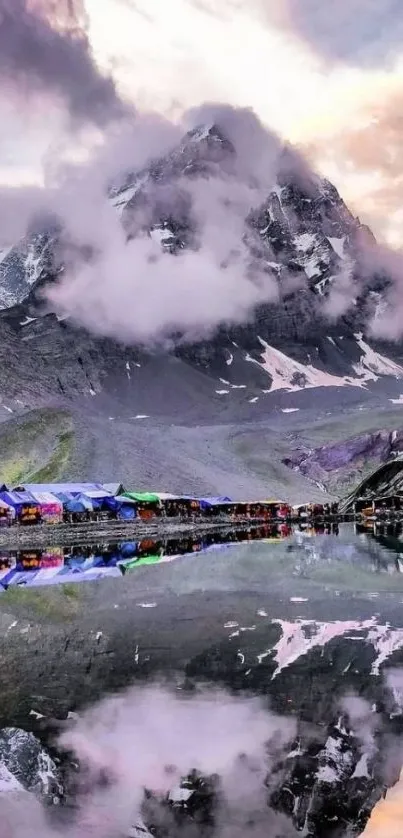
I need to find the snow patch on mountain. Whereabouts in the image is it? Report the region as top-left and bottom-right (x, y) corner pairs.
(149, 225), (175, 248)
(352, 333), (403, 381)
(24, 244), (44, 286)
(317, 734), (353, 783)
(0, 246), (12, 265)
(294, 232), (323, 279)
(109, 173), (149, 217)
(0, 763), (24, 794)
(0, 728), (62, 801)
(244, 334), (403, 394)
(256, 618), (403, 677)
(245, 337), (356, 392)
(327, 236), (346, 260)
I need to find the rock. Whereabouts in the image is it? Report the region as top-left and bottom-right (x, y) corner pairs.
(0, 728), (63, 804)
(283, 429), (403, 493)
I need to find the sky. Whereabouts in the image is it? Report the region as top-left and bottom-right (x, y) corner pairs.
(1, 0), (402, 245)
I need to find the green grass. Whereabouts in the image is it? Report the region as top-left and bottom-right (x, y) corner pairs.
(0, 408), (74, 485)
(28, 430), (74, 482)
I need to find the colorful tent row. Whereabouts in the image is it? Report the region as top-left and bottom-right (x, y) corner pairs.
(0, 481), (340, 526)
(0, 486), (120, 526)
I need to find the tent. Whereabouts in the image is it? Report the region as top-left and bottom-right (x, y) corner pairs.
(117, 492), (161, 519)
(116, 503), (136, 520)
(0, 499), (15, 525)
(102, 482), (125, 496)
(118, 554), (164, 570)
(0, 490), (41, 524)
(56, 492), (94, 514)
(16, 549), (63, 571)
(118, 492), (160, 504)
(197, 496), (232, 511)
(0, 557), (16, 586)
(14, 482), (112, 496)
(27, 491), (63, 524)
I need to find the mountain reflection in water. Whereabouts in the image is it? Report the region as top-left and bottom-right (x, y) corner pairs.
(2, 522), (403, 838)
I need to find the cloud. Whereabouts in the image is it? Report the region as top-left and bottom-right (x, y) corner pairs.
(304, 86), (403, 244)
(0, 0), (129, 125)
(189, 0), (403, 69)
(256, 0), (403, 69)
(0, 685), (296, 838)
(42, 106), (287, 344)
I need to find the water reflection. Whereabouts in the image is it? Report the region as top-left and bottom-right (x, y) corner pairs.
(3, 520), (403, 593)
(0, 523), (344, 590)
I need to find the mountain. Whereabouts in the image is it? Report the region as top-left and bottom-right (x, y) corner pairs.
(0, 123), (403, 496)
(0, 123), (402, 404)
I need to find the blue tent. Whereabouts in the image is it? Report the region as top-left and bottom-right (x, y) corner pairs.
(118, 541), (138, 558)
(55, 492), (94, 513)
(116, 502), (136, 520)
(198, 496), (232, 510)
(0, 490), (40, 514)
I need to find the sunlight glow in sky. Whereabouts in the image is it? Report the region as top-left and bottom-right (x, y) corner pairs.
(2, 0), (403, 245)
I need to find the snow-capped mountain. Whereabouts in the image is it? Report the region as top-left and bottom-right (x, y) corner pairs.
(0, 122), (402, 415)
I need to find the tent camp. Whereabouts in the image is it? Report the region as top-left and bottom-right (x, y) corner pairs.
(0, 490), (41, 524)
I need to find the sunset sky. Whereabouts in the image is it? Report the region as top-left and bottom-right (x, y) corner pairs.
(1, 0), (403, 244)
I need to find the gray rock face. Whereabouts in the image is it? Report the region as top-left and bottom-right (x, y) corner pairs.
(0, 727), (62, 804)
(0, 233), (55, 310)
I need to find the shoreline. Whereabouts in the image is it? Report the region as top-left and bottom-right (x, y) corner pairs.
(0, 513), (355, 549)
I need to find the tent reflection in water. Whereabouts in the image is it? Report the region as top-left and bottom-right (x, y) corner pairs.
(0, 555), (16, 587)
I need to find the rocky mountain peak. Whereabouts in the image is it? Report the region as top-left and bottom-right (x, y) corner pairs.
(0, 121), (402, 414)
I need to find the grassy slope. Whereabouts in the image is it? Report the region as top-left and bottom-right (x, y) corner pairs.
(0, 408), (74, 485)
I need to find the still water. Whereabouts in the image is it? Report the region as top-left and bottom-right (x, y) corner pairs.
(1, 521), (403, 836)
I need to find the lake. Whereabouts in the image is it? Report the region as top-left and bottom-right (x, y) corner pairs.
(1, 521), (403, 836)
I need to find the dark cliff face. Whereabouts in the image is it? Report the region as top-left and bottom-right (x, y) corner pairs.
(0, 123), (401, 413)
